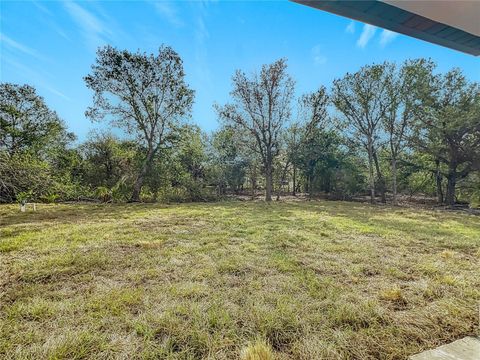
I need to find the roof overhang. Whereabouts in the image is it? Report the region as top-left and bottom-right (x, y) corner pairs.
(292, 0), (480, 56)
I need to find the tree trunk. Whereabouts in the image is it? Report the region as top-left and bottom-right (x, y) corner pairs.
(277, 162), (290, 201)
(265, 164), (273, 202)
(292, 165), (296, 196)
(251, 176), (256, 200)
(130, 147), (155, 202)
(435, 159), (444, 204)
(367, 144), (376, 204)
(373, 150), (386, 203)
(392, 157), (398, 205)
(445, 162), (457, 206)
(308, 174), (313, 200)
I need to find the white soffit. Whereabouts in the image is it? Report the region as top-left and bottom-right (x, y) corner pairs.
(382, 0), (480, 37)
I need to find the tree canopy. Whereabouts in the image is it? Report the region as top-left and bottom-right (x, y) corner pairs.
(85, 45), (194, 201)
(1, 52), (479, 207)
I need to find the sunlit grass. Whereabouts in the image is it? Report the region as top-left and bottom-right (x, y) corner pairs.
(1, 201), (479, 359)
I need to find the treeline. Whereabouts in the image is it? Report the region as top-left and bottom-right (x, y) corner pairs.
(1, 45), (479, 206)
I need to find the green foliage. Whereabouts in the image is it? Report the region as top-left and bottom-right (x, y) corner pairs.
(0, 83), (74, 156)
(411, 66), (480, 205)
(1, 56), (479, 205)
(40, 193), (60, 204)
(0, 152), (53, 202)
(84, 45), (195, 202)
(211, 127), (248, 194)
(81, 131), (137, 190)
(293, 129), (365, 197)
(15, 190), (33, 204)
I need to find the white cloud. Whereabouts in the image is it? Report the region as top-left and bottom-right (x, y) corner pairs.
(357, 24), (377, 48)
(32, 1), (70, 41)
(3, 56), (70, 101)
(312, 45), (327, 66)
(63, 1), (112, 50)
(0, 33), (48, 61)
(379, 29), (398, 47)
(44, 85), (71, 101)
(193, 1), (212, 86)
(32, 0), (52, 15)
(345, 21), (355, 34)
(152, 1), (184, 27)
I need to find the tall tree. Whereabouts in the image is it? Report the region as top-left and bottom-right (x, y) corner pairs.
(216, 59), (294, 201)
(0, 83), (72, 156)
(285, 87), (329, 197)
(382, 60), (426, 205)
(414, 68), (480, 205)
(211, 127), (247, 195)
(332, 64), (389, 203)
(85, 45), (194, 202)
(81, 131), (136, 189)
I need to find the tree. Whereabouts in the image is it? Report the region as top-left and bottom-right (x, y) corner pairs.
(85, 45), (194, 202)
(285, 87), (329, 197)
(174, 125), (208, 200)
(332, 63), (389, 203)
(382, 60), (425, 205)
(216, 59), (294, 201)
(0, 83), (77, 202)
(0, 83), (72, 156)
(211, 127), (247, 194)
(414, 68), (480, 205)
(81, 131), (137, 191)
(295, 129), (364, 198)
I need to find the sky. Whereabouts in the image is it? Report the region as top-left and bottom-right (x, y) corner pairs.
(1, 0), (479, 141)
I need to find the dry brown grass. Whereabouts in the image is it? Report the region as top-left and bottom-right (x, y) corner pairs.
(240, 340), (274, 360)
(0, 201), (479, 359)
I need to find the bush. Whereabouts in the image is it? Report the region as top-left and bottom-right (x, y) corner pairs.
(0, 153), (54, 203)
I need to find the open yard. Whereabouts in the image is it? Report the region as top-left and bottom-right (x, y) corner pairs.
(0, 201), (479, 359)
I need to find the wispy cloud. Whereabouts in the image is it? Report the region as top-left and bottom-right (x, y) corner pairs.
(152, 1), (184, 27)
(193, 1), (211, 85)
(3, 56), (70, 101)
(50, 22), (71, 41)
(44, 85), (71, 101)
(379, 29), (398, 47)
(345, 21), (355, 34)
(357, 24), (376, 48)
(63, 1), (112, 50)
(32, 0), (53, 15)
(0, 33), (48, 61)
(33, 1), (70, 41)
(311, 45), (327, 66)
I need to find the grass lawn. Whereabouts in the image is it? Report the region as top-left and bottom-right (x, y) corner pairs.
(0, 201), (479, 359)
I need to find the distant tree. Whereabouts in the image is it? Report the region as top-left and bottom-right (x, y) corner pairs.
(216, 59), (294, 201)
(147, 124), (210, 201)
(0, 83), (72, 156)
(295, 129), (363, 198)
(211, 127), (247, 194)
(382, 60), (427, 205)
(81, 131), (136, 190)
(0, 83), (77, 202)
(0, 152), (50, 202)
(286, 87), (329, 197)
(413, 68), (480, 205)
(85, 45), (194, 202)
(332, 64), (389, 203)
(174, 125), (209, 200)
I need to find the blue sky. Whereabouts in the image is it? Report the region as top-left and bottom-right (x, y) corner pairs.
(1, 1), (479, 141)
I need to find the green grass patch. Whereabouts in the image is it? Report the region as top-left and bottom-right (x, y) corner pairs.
(0, 201), (479, 359)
